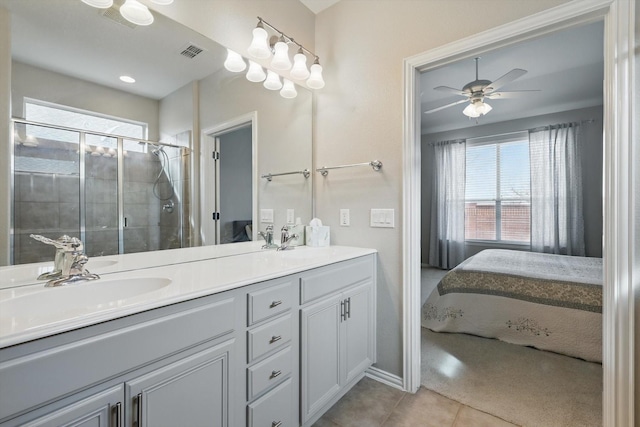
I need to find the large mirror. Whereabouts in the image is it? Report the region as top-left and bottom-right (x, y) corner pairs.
(1, 0), (313, 266)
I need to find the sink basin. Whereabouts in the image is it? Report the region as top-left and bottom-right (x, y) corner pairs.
(0, 277), (172, 326)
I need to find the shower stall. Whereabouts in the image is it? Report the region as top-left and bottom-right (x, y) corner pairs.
(11, 119), (189, 265)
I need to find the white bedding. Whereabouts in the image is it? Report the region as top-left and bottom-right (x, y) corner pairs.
(422, 249), (603, 362)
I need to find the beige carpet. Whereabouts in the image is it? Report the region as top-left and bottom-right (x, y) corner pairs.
(421, 328), (602, 427)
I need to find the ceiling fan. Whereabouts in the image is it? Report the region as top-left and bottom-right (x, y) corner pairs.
(424, 57), (538, 118)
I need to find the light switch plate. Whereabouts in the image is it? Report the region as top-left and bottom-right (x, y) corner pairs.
(260, 209), (274, 223)
(370, 209), (394, 228)
(286, 209), (295, 224)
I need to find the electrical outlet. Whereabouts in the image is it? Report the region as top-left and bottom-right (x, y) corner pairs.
(340, 209), (350, 226)
(286, 209), (295, 224)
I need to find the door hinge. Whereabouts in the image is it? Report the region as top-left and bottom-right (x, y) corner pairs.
(212, 151), (220, 160)
(212, 212), (220, 220)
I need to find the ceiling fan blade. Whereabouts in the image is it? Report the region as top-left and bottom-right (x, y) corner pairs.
(433, 86), (468, 97)
(424, 99), (468, 114)
(485, 90), (540, 99)
(483, 69), (527, 93)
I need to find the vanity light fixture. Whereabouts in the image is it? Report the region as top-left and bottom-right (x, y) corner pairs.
(246, 61), (267, 82)
(81, 0), (113, 8)
(263, 70), (283, 90)
(247, 17), (325, 90)
(280, 79), (297, 99)
(149, 0), (174, 4)
(119, 0), (154, 26)
(223, 49), (247, 73)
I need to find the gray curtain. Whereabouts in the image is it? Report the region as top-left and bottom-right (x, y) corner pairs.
(529, 123), (585, 256)
(429, 140), (466, 269)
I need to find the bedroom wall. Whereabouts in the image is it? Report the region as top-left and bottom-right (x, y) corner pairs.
(421, 105), (604, 264)
(634, 3), (639, 422)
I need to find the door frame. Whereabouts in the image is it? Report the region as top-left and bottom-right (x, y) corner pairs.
(201, 111), (258, 245)
(402, 1), (635, 426)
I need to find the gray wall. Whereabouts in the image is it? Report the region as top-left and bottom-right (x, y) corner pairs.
(421, 106), (604, 265)
(0, 7), (10, 265)
(11, 62), (160, 140)
(634, 3), (639, 422)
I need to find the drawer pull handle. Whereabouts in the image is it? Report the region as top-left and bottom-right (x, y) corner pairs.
(270, 370), (282, 379)
(272, 422), (282, 427)
(135, 393), (143, 427)
(113, 402), (122, 427)
(270, 300), (283, 308)
(270, 335), (282, 344)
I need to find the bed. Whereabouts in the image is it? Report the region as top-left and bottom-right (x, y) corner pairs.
(421, 249), (603, 362)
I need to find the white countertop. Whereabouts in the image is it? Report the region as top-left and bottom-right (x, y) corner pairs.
(0, 246), (376, 349)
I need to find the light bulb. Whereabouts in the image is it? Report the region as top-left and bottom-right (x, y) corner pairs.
(248, 25), (271, 59)
(120, 0), (154, 26)
(306, 60), (325, 89)
(280, 79), (297, 99)
(81, 0), (113, 8)
(463, 103), (480, 118)
(224, 49), (246, 72)
(246, 61), (266, 82)
(475, 101), (492, 115)
(263, 70), (283, 90)
(290, 50), (310, 80)
(150, 0), (173, 4)
(271, 39), (292, 70)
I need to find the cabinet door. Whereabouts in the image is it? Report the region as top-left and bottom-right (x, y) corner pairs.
(21, 385), (123, 427)
(300, 295), (342, 423)
(126, 339), (234, 427)
(342, 282), (375, 385)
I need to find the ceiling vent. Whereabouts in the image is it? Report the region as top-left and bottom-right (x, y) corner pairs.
(179, 43), (205, 59)
(100, 5), (138, 29)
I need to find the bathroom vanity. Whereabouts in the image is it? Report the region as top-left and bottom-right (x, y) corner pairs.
(0, 246), (376, 427)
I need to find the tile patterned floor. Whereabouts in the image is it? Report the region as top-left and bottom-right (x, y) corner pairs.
(312, 377), (519, 427)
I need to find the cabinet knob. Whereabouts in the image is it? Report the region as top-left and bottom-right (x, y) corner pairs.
(270, 335), (282, 344)
(270, 300), (283, 308)
(270, 370), (282, 379)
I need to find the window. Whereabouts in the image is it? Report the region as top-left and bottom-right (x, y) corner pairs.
(465, 131), (530, 243)
(24, 99), (147, 143)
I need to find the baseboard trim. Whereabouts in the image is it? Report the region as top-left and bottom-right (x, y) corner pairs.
(365, 366), (405, 391)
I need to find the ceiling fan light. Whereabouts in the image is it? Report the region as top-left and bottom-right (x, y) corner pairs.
(248, 25), (271, 59)
(463, 103), (480, 118)
(246, 61), (266, 82)
(120, 0), (154, 26)
(223, 49), (247, 72)
(263, 70), (283, 90)
(475, 101), (492, 115)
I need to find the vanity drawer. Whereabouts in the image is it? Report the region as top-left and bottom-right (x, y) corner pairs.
(248, 314), (292, 363)
(247, 378), (293, 427)
(300, 256), (374, 304)
(248, 281), (293, 325)
(247, 346), (292, 400)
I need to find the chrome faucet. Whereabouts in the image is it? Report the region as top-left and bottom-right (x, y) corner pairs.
(30, 234), (100, 287)
(258, 225), (279, 249)
(277, 225), (298, 251)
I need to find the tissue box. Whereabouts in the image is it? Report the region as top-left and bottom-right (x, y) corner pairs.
(305, 226), (330, 247)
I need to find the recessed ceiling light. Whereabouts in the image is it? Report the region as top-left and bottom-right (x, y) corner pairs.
(150, 0), (174, 4)
(120, 75), (136, 83)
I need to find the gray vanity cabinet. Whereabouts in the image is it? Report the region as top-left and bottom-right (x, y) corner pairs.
(299, 257), (376, 426)
(16, 385), (123, 427)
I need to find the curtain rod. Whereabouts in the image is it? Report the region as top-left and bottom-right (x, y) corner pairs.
(529, 119), (595, 133)
(427, 118), (596, 146)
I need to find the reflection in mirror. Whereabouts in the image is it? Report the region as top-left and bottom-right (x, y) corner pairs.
(2, 0), (312, 266)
